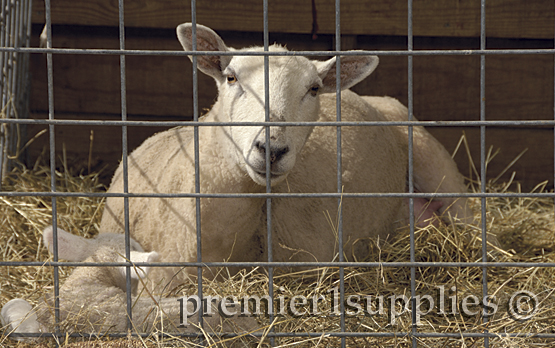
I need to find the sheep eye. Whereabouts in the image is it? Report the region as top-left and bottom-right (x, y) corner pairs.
(227, 75), (237, 84)
(309, 85), (320, 97)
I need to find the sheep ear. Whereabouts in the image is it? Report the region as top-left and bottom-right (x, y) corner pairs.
(315, 54), (379, 93)
(117, 251), (159, 281)
(42, 226), (92, 261)
(176, 23), (231, 80)
(1, 298), (40, 339)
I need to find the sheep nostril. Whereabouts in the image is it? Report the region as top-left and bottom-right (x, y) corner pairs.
(255, 141), (266, 155)
(274, 146), (289, 162)
(255, 143), (289, 164)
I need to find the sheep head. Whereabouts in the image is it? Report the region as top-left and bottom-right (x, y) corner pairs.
(1, 227), (159, 341)
(177, 23), (379, 186)
(42, 226), (158, 291)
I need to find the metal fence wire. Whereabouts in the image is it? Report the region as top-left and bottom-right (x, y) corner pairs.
(0, 0), (31, 183)
(1, 0), (555, 347)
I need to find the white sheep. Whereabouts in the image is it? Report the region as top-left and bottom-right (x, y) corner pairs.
(100, 23), (472, 290)
(1, 226), (257, 342)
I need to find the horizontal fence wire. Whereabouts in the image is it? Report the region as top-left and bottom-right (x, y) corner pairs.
(3, 261), (555, 268)
(8, 331), (555, 340)
(1, 191), (555, 198)
(5, 119), (555, 126)
(1, 47), (555, 56)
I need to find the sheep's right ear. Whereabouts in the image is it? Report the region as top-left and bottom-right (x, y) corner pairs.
(176, 23), (231, 81)
(42, 226), (92, 261)
(1, 299), (40, 340)
(315, 54), (379, 93)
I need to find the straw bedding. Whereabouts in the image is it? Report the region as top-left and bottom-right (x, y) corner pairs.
(1, 155), (555, 348)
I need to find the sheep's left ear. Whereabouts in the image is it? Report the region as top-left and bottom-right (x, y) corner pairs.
(315, 54), (379, 93)
(117, 251), (159, 281)
(43, 226), (93, 261)
(176, 23), (231, 81)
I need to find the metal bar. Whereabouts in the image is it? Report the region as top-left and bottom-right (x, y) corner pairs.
(8, 331), (555, 340)
(1, 47), (555, 56)
(3, 0), (15, 179)
(189, 1), (204, 338)
(262, 1), (275, 346)
(0, 0), (8, 180)
(5, 118), (555, 127)
(479, 1), (489, 347)
(42, 0), (60, 336)
(116, 0), (132, 330)
(5, 260), (555, 268)
(407, 0), (417, 346)
(2, 191), (555, 199)
(334, 2), (346, 348)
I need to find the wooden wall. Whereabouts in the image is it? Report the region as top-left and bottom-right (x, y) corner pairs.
(25, 0), (554, 190)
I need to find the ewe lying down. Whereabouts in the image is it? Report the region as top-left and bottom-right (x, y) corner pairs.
(1, 22), (471, 341)
(101, 23), (471, 289)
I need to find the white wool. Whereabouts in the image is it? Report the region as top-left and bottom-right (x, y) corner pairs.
(99, 23), (471, 290)
(1, 227), (256, 341)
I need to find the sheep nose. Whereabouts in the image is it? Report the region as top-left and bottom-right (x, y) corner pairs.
(255, 141), (290, 164)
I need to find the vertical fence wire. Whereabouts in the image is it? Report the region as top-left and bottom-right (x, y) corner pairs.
(0, 0), (31, 184)
(480, 1), (489, 347)
(0, 0), (11, 180)
(116, 0), (133, 330)
(0, 0), (5, 178)
(334, 2), (346, 348)
(0, 0), (10, 180)
(262, 0), (275, 346)
(407, 0), (417, 347)
(42, 0), (61, 336)
(189, 0), (206, 338)
(190, 0), (205, 336)
(5, 0), (14, 172)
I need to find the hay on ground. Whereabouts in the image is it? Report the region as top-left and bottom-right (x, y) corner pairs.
(1, 154), (555, 347)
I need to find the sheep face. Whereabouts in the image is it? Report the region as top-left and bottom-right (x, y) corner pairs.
(219, 50), (322, 185)
(177, 23), (379, 186)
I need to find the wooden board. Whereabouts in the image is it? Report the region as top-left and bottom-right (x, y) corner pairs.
(28, 28), (331, 119)
(31, 0), (554, 39)
(25, 112), (173, 181)
(430, 127), (554, 191)
(30, 30), (555, 122)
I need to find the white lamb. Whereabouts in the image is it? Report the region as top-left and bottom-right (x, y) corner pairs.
(1, 226), (257, 341)
(100, 23), (472, 290)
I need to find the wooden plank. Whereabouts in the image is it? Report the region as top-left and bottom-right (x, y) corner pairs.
(29, 33), (213, 118)
(25, 112), (173, 182)
(430, 127), (554, 191)
(28, 28), (330, 118)
(30, 31), (554, 122)
(31, 0), (554, 39)
(353, 54), (555, 122)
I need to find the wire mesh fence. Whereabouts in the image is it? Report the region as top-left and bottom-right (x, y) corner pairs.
(0, 0), (31, 183)
(1, 1), (555, 348)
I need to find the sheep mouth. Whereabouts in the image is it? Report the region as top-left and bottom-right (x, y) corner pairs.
(253, 170), (282, 180)
(245, 162), (290, 186)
